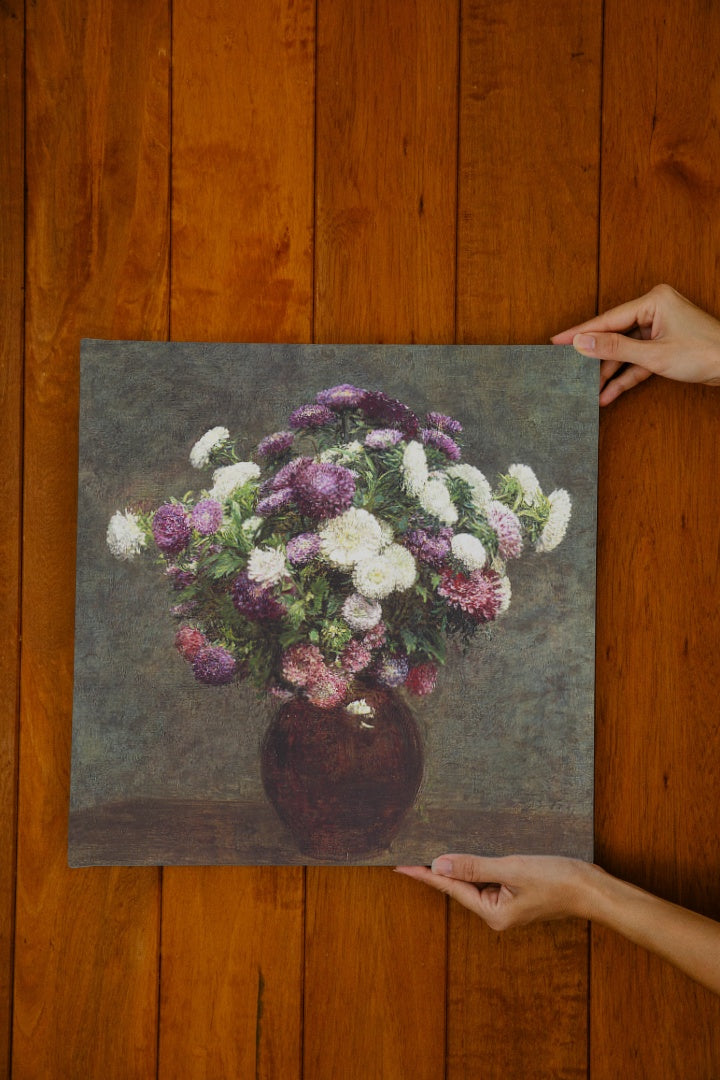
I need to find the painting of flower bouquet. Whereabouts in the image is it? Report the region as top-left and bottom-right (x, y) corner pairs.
(70, 342), (597, 866)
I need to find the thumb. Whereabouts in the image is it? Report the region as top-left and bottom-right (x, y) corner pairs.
(573, 331), (665, 373)
(431, 854), (502, 883)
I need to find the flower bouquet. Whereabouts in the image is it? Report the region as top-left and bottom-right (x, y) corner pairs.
(107, 383), (571, 858)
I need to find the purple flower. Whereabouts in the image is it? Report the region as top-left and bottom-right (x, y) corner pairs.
(269, 456), (313, 492)
(373, 652), (409, 688)
(288, 403), (337, 429)
(421, 428), (461, 461)
(171, 600), (199, 617)
(232, 571), (285, 621)
(291, 461), (356, 519)
(487, 501), (524, 559)
(192, 645), (237, 685)
(152, 503), (192, 554)
(257, 430), (296, 459)
(316, 384), (367, 410)
(191, 498), (223, 536)
(364, 428), (403, 450)
(166, 565), (196, 590)
(256, 488), (293, 516)
(286, 532), (322, 565)
(358, 391), (419, 436)
(426, 411), (462, 435)
(403, 527), (452, 568)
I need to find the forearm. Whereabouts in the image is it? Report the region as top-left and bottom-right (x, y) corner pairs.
(580, 865), (720, 995)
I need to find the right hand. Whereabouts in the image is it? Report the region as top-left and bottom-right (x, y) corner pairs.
(551, 284), (720, 405)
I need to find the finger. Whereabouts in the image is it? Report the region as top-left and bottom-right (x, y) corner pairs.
(599, 365), (653, 406)
(572, 331), (668, 372)
(598, 357), (624, 390)
(395, 866), (487, 914)
(551, 291), (659, 341)
(431, 853), (509, 884)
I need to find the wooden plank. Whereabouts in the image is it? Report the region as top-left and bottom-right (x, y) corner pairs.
(0, 1), (24, 1072)
(306, 3), (458, 1077)
(14, 1), (170, 1075)
(450, 2), (602, 1075)
(158, 3), (314, 1076)
(593, 2), (720, 1071)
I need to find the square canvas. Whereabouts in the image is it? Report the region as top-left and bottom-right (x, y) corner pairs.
(69, 341), (597, 866)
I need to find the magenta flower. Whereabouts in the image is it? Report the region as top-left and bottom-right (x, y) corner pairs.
(404, 527), (452, 568)
(340, 639), (372, 674)
(305, 669), (348, 709)
(405, 663), (438, 696)
(191, 645), (237, 685)
(191, 498), (223, 536)
(426, 411), (462, 435)
(166, 565), (196, 590)
(291, 461), (356, 519)
(152, 503), (192, 554)
(421, 428), (461, 461)
(487, 502), (524, 559)
(288, 403), (336, 429)
(281, 642), (326, 687)
(257, 430), (295, 458)
(438, 567), (502, 622)
(362, 622), (387, 650)
(256, 489), (293, 516)
(286, 532), (322, 565)
(232, 571), (285, 621)
(174, 626), (207, 661)
(359, 391), (419, 436)
(364, 428), (403, 450)
(316, 384), (367, 410)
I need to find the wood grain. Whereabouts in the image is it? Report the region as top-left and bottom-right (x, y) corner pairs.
(593, 2), (720, 1072)
(450, 2), (602, 1075)
(14, 1), (170, 1075)
(0, 2), (24, 1072)
(159, 2), (315, 1076)
(307, 2), (458, 1076)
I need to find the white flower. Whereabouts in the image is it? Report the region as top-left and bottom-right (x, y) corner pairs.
(241, 516), (263, 537)
(496, 574), (512, 614)
(535, 489), (572, 552)
(446, 463), (493, 511)
(106, 510), (146, 560)
(319, 508), (384, 569)
(190, 426), (230, 468)
(451, 533), (487, 571)
(383, 544), (417, 590)
(418, 477), (458, 525)
(378, 518), (395, 548)
(247, 546), (288, 586)
(508, 463), (542, 504)
(209, 461), (260, 500)
(402, 441), (429, 496)
(346, 698), (375, 718)
(353, 552), (398, 600)
(319, 440), (364, 464)
(342, 593), (382, 630)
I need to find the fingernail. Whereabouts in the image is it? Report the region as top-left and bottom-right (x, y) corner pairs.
(431, 857), (453, 875)
(574, 333), (596, 351)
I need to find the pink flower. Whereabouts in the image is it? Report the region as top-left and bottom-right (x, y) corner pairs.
(305, 669), (349, 709)
(340, 640), (372, 674)
(362, 622), (387, 650)
(437, 567), (502, 622)
(174, 626), (207, 661)
(405, 663), (438, 696)
(281, 643), (326, 688)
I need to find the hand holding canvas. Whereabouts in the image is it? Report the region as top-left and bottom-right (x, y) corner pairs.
(551, 283), (720, 406)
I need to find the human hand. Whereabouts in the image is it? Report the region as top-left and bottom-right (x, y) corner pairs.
(551, 283), (720, 406)
(395, 854), (598, 930)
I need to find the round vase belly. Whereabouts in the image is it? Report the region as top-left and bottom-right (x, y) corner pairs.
(261, 688), (423, 860)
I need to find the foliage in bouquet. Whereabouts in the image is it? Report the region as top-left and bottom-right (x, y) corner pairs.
(107, 386), (572, 709)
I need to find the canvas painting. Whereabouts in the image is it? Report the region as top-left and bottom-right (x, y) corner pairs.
(69, 341), (598, 866)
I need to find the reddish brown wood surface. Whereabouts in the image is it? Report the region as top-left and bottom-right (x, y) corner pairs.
(593, 3), (720, 1070)
(159, 3), (314, 1075)
(13, 1), (169, 1076)
(4, 1), (720, 1076)
(0, 3), (24, 1073)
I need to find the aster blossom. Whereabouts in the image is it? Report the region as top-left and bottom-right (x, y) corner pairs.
(190, 426), (230, 468)
(107, 510), (146, 560)
(209, 461), (261, 501)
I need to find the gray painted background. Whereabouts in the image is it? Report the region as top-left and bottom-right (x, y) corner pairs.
(69, 341), (598, 866)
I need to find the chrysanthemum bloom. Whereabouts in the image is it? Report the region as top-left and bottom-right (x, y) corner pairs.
(286, 532), (322, 566)
(421, 428), (461, 461)
(305, 669), (349, 709)
(374, 653), (409, 688)
(401, 440), (429, 496)
(446, 463), (493, 511)
(438, 567), (502, 622)
(426, 411), (462, 435)
(106, 510), (146, 560)
(320, 508), (384, 569)
(360, 390), (419, 436)
(405, 663), (438, 696)
(345, 698), (375, 719)
(342, 592), (383, 630)
(340, 639), (372, 674)
(192, 645), (237, 685)
(152, 503), (192, 554)
(291, 460), (356, 519)
(535, 489), (571, 552)
(247, 546), (288, 587)
(166, 565), (196, 589)
(451, 532), (487, 572)
(403, 527), (452, 568)
(288, 402), (337, 429)
(383, 543), (417, 591)
(362, 621), (387, 650)
(174, 625), (207, 661)
(353, 552), (400, 600)
(232, 571), (285, 621)
(209, 461), (261, 501)
(508, 463), (542, 504)
(316, 384), (367, 410)
(269, 456), (311, 492)
(418, 477), (458, 525)
(496, 574), (512, 614)
(487, 500), (524, 559)
(189, 426), (230, 469)
(281, 642), (326, 687)
(191, 498), (223, 536)
(364, 428), (403, 450)
(241, 516), (263, 538)
(256, 430), (295, 459)
(255, 488), (293, 517)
